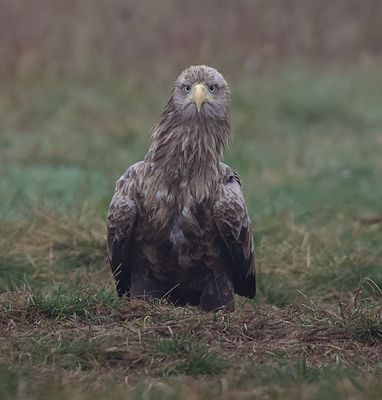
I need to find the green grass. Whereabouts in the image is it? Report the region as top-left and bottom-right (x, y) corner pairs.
(157, 337), (227, 376)
(28, 287), (120, 318)
(0, 255), (31, 291)
(0, 64), (381, 399)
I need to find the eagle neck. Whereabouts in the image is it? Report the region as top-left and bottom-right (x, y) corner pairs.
(150, 123), (224, 174)
(142, 97), (231, 206)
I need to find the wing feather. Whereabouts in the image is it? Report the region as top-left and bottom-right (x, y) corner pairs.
(213, 166), (256, 298)
(107, 162), (141, 297)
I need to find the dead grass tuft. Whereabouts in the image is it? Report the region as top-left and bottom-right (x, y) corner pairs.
(1, 288), (380, 379)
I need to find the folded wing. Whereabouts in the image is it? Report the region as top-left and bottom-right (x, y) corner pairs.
(107, 163), (141, 297)
(213, 168), (256, 298)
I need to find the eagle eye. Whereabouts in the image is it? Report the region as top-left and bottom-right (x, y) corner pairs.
(208, 84), (217, 93)
(183, 85), (191, 94)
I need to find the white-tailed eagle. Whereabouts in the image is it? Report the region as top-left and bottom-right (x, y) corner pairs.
(107, 65), (255, 311)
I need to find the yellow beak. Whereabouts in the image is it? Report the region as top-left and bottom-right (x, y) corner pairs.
(191, 83), (207, 112)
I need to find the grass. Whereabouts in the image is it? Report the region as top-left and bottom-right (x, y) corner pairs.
(0, 63), (381, 399)
(28, 287), (120, 318)
(157, 337), (227, 376)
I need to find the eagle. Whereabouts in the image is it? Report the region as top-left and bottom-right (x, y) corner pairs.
(107, 65), (255, 311)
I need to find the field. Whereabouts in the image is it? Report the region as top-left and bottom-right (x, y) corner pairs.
(1, 64), (382, 399)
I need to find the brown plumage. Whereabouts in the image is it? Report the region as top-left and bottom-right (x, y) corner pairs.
(107, 65), (255, 311)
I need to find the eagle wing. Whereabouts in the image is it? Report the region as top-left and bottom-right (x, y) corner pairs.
(213, 166), (256, 298)
(107, 162), (141, 297)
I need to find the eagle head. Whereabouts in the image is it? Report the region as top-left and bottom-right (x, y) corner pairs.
(170, 65), (231, 123)
(150, 66), (231, 174)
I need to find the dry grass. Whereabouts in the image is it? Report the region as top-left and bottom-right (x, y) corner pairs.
(1, 287), (381, 372)
(0, 209), (105, 268)
(1, 289), (381, 399)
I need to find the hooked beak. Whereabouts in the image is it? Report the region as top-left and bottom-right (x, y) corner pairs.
(191, 83), (208, 113)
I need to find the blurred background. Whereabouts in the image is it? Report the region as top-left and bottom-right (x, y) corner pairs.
(1, 0), (382, 79)
(0, 0), (381, 300)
